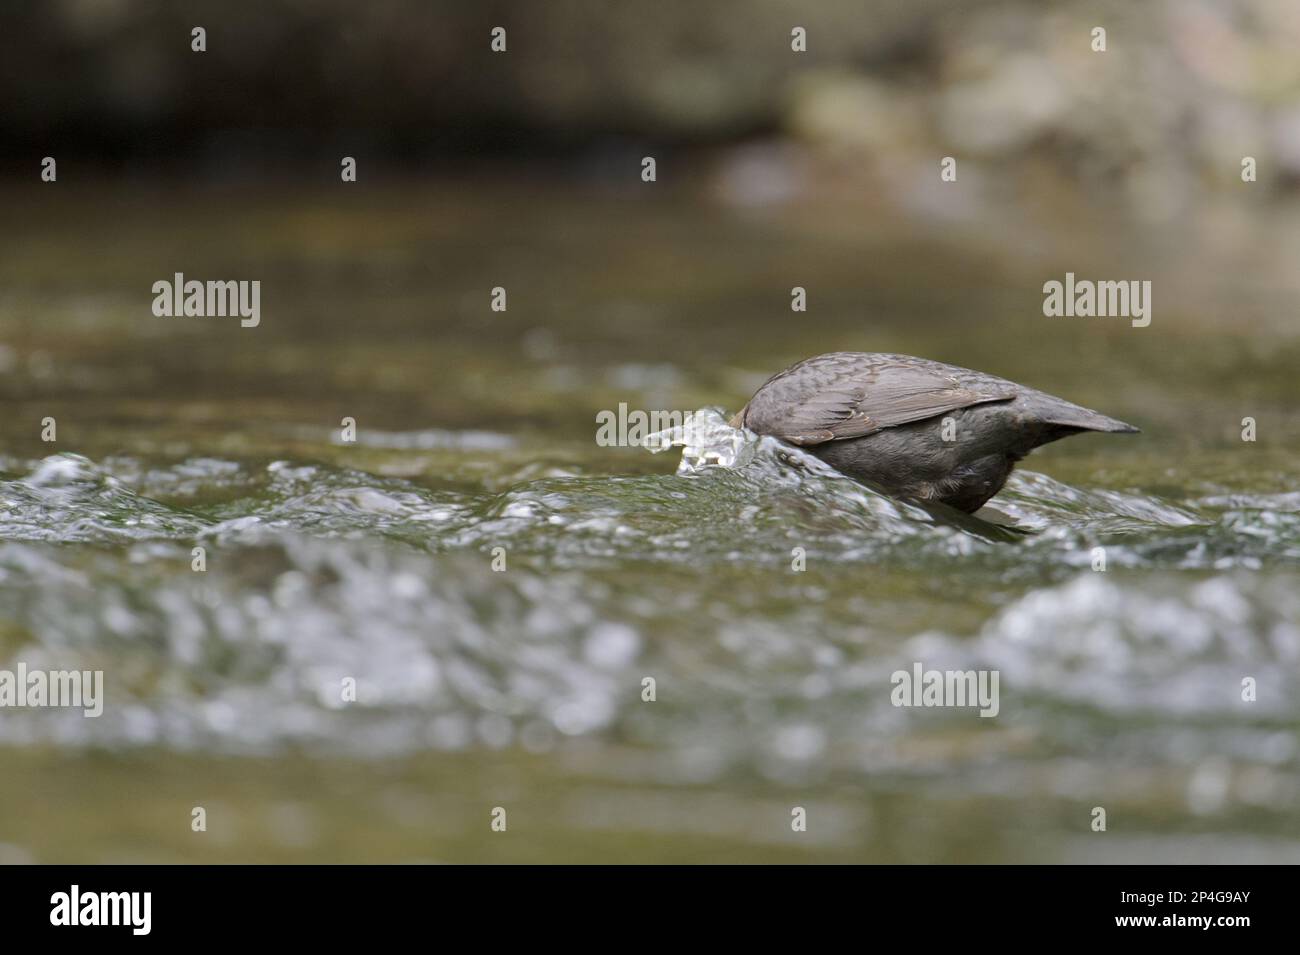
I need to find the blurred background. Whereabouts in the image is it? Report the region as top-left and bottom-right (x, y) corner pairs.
(0, 0), (1298, 863)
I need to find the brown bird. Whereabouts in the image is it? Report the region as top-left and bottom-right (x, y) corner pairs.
(732, 352), (1138, 513)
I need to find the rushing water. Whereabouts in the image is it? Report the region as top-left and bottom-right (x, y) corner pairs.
(1, 182), (1298, 862)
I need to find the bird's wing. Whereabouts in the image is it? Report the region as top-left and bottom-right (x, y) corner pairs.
(742, 362), (1018, 446)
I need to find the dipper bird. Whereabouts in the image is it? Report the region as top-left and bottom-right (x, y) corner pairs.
(732, 352), (1138, 513)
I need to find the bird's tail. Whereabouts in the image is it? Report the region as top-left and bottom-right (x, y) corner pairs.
(1040, 397), (1140, 434)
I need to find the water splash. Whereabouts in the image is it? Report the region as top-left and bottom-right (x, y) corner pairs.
(644, 406), (758, 472)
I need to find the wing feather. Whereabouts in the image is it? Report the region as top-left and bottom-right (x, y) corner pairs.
(741, 360), (1017, 446)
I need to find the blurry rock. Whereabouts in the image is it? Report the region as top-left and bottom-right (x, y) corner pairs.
(939, 54), (1068, 156)
(711, 140), (810, 207)
(1271, 106), (1300, 180)
(786, 73), (924, 153)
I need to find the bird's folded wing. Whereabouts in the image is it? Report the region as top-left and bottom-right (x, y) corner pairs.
(752, 367), (1018, 446)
